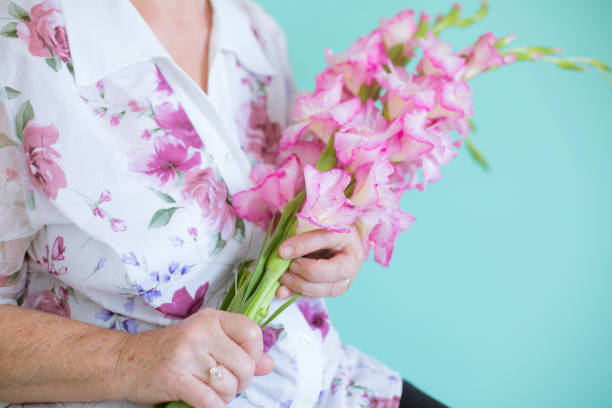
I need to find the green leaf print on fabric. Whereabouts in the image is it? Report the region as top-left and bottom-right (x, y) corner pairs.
(0, 22), (18, 38)
(0, 133), (14, 149)
(148, 207), (181, 229)
(14, 100), (34, 144)
(7, 1), (30, 21)
(0, 86), (20, 99)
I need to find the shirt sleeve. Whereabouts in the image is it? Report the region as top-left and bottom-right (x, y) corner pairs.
(0, 96), (36, 306)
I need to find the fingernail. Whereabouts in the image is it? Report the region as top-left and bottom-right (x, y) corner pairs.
(280, 246), (293, 258)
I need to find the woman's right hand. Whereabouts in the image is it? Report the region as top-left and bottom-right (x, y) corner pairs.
(116, 309), (274, 407)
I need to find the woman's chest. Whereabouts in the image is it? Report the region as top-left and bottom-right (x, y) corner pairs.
(14, 56), (288, 321)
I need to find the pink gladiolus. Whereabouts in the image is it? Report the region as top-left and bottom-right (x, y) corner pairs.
(350, 156), (395, 209)
(461, 33), (517, 81)
(16, 0), (71, 62)
(183, 168), (236, 241)
(417, 33), (465, 79)
(92, 207), (106, 218)
(376, 66), (436, 120)
(277, 140), (325, 169)
(428, 78), (474, 139)
(233, 155), (303, 230)
(387, 110), (434, 163)
(379, 10), (418, 55)
(280, 75), (361, 150)
(128, 139), (202, 184)
(325, 30), (387, 95)
(22, 119), (67, 200)
(334, 100), (401, 168)
(296, 165), (361, 234)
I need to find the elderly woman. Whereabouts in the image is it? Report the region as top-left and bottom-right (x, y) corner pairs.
(0, 0), (446, 407)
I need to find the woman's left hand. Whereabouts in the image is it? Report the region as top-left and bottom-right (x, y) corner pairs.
(276, 227), (363, 299)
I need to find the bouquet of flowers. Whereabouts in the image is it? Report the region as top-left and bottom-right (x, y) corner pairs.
(160, 1), (609, 406)
(218, 0), (610, 325)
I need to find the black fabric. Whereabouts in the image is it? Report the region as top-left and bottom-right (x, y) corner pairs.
(399, 380), (449, 408)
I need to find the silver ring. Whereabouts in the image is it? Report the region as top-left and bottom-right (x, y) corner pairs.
(209, 365), (223, 382)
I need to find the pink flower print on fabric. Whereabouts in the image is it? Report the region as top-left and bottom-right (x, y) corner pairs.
(368, 396), (401, 408)
(297, 299), (330, 340)
(241, 97), (282, 164)
(156, 282), (209, 319)
(128, 139), (202, 184)
(5, 168), (18, 180)
(89, 189), (128, 232)
(41, 236), (68, 276)
(183, 168), (236, 241)
(155, 66), (173, 95)
(24, 289), (71, 318)
(154, 102), (203, 149)
(16, 0), (71, 62)
(22, 119), (67, 200)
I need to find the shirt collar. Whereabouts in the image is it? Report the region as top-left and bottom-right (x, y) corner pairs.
(60, 0), (275, 87)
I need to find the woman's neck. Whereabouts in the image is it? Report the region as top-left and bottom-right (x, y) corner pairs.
(130, 0), (213, 93)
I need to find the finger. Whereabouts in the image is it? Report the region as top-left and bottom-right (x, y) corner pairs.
(209, 332), (256, 393)
(218, 311), (263, 361)
(179, 376), (226, 408)
(205, 364), (238, 404)
(279, 229), (347, 259)
(289, 254), (356, 283)
(254, 353), (275, 376)
(280, 272), (351, 298)
(275, 284), (298, 299)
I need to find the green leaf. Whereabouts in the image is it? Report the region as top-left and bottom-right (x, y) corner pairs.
(0, 133), (14, 149)
(0, 22), (18, 38)
(0, 242), (5, 259)
(150, 188), (176, 203)
(25, 190), (35, 210)
(555, 60), (587, 72)
(66, 60), (74, 77)
(14, 100), (34, 144)
(466, 137), (489, 171)
(148, 207), (180, 229)
(2, 86), (20, 99)
(315, 133), (338, 172)
(211, 233), (227, 255)
(7, 2), (30, 21)
(261, 294), (301, 328)
(387, 44), (403, 66)
(45, 54), (61, 72)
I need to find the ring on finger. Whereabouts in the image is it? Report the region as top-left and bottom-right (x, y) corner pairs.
(209, 365), (223, 383)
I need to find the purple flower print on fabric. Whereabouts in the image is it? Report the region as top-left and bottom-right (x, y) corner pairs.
(296, 299), (330, 340)
(156, 282), (209, 319)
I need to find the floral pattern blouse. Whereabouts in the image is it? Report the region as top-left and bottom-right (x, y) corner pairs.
(0, 0), (402, 407)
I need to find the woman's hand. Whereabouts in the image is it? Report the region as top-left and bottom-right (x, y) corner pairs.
(117, 309), (274, 408)
(276, 227), (364, 299)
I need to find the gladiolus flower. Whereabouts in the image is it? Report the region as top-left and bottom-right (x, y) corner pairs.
(296, 165), (361, 233)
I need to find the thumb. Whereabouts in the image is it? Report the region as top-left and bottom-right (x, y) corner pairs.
(254, 353), (274, 376)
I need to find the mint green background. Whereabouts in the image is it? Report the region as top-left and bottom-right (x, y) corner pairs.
(256, 1), (612, 407)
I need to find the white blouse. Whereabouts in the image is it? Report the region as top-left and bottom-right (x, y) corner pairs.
(0, 0), (402, 407)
